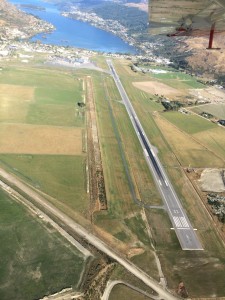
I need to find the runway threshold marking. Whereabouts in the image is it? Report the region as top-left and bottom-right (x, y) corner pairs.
(173, 216), (189, 228)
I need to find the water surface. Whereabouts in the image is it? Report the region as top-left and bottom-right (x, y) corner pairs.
(9, 0), (136, 53)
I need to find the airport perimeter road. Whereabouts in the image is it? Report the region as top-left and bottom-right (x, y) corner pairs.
(0, 167), (178, 300)
(107, 60), (203, 251)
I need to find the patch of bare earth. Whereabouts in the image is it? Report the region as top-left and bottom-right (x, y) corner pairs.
(186, 168), (225, 242)
(0, 123), (83, 155)
(127, 248), (145, 259)
(29, 265), (42, 282)
(190, 87), (225, 104)
(132, 81), (185, 97)
(198, 169), (225, 193)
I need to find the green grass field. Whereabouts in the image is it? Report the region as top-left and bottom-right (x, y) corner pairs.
(150, 71), (205, 89)
(0, 65), (88, 219)
(191, 103), (225, 119)
(0, 155), (88, 214)
(161, 111), (217, 134)
(91, 71), (160, 280)
(0, 189), (86, 300)
(0, 67), (84, 127)
(109, 284), (151, 300)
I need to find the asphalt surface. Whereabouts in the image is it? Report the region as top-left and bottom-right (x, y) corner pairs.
(107, 59), (203, 251)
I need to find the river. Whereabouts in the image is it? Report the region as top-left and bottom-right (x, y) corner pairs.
(8, 0), (137, 54)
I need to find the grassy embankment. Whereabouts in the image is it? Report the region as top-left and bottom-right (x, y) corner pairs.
(0, 189), (86, 300)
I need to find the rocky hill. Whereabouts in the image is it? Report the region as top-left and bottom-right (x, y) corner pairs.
(183, 33), (225, 81)
(0, 0), (53, 40)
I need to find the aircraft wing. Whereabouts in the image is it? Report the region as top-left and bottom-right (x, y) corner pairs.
(149, 0), (225, 35)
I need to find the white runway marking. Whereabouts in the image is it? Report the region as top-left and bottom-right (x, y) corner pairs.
(180, 217), (189, 228)
(173, 216), (189, 228)
(173, 216), (182, 228)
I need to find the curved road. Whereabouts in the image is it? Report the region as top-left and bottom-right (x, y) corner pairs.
(101, 280), (160, 300)
(107, 59), (203, 251)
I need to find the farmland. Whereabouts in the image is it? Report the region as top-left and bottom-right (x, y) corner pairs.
(0, 65), (89, 217)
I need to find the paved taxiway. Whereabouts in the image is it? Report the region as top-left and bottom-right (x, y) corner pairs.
(107, 59), (203, 250)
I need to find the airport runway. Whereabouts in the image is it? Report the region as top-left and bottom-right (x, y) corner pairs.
(107, 59), (203, 250)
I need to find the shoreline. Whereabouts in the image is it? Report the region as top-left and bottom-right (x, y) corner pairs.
(62, 9), (137, 53)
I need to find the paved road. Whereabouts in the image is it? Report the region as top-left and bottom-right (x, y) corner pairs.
(0, 167), (179, 300)
(107, 59), (203, 251)
(101, 280), (159, 300)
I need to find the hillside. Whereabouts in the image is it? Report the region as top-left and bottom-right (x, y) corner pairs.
(0, 0), (53, 40)
(182, 34), (225, 81)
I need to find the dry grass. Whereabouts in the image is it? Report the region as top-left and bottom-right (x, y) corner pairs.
(0, 124), (83, 155)
(0, 84), (34, 100)
(185, 34), (225, 76)
(193, 127), (225, 163)
(190, 87), (225, 104)
(0, 84), (34, 122)
(132, 81), (185, 97)
(155, 114), (224, 168)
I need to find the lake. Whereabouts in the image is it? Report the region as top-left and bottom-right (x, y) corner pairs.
(8, 0), (137, 54)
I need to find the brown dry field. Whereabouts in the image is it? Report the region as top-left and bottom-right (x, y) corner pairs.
(132, 81), (185, 97)
(154, 114), (224, 168)
(0, 84), (34, 122)
(0, 123), (82, 155)
(193, 127), (225, 163)
(0, 84), (34, 101)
